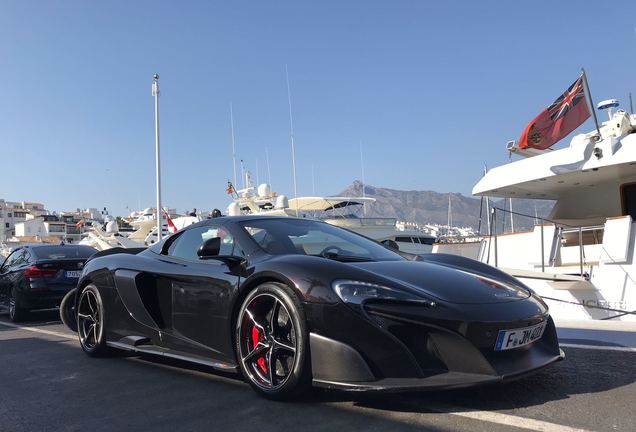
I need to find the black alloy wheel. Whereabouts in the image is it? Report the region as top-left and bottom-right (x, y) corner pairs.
(236, 282), (310, 399)
(77, 285), (110, 356)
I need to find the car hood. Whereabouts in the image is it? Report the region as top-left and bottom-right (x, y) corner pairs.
(349, 260), (531, 304)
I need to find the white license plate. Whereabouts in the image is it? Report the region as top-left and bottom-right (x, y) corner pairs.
(65, 270), (82, 278)
(494, 321), (547, 351)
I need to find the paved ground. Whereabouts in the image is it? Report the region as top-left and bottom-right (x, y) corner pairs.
(0, 310), (635, 432)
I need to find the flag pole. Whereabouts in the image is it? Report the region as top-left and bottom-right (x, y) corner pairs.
(152, 73), (163, 241)
(581, 68), (601, 139)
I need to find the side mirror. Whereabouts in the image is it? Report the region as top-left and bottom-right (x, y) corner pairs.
(381, 239), (400, 251)
(197, 237), (221, 259)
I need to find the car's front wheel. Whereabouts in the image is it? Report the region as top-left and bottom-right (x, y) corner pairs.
(77, 284), (111, 357)
(235, 282), (310, 400)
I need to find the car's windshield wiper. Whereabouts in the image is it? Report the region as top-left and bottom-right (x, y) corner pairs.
(310, 253), (374, 262)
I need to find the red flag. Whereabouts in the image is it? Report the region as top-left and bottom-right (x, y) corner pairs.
(519, 76), (590, 150)
(226, 182), (235, 195)
(163, 209), (178, 234)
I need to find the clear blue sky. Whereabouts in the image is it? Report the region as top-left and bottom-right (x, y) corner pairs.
(1, 1), (635, 216)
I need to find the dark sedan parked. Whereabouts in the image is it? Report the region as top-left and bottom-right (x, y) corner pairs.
(71, 216), (563, 399)
(0, 244), (96, 322)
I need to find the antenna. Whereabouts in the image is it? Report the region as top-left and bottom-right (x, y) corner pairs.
(285, 64), (299, 216)
(229, 103), (238, 188)
(630, 92), (634, 114)
(255, 158), (260, 186)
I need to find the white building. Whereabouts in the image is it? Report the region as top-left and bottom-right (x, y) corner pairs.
(0, 200), (49, 243)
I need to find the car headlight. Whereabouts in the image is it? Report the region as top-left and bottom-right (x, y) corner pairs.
(332, 280), (436, 306)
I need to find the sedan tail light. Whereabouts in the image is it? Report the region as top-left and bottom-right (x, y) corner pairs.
(24, 265), (57, 278)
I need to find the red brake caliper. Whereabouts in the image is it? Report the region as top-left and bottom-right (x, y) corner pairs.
(251, 326), (268, 374)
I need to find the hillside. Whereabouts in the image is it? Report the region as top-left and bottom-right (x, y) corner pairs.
(337, 181), (555, 231)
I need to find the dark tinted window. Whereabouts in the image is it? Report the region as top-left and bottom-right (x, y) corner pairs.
(2, 250), (21, 269)
(31, 246), (96, 260)
(622, 183), (636, 219)
(167, 226), (235, 261)
(394, 236), (414, 243)
(241, 218), (403, 261)
(418, 237), (435, 245)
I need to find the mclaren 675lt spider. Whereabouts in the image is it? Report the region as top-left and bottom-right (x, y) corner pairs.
(71, 216), (564, 399)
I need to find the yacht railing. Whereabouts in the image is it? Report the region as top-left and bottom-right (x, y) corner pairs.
(489, 207), (596, 278)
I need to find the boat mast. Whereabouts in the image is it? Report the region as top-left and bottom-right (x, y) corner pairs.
(151, 73), (163, 241)
(285, 64), (299, 216)
(360, 141), (366, 216)
(240, 159), (246, 190)
(447, 194), (452, 234)
(265, 147), (272, 189)
(230, 103), (238, 187)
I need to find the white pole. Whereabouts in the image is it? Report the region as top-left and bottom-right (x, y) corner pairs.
(240, 159), (245, 190)
(484, 165), (491, 234)
(230, 103), (238, 187)
(360, 141), (366, 216)
(509, 197), (514, 233)
(152, 74), (163, 241)
(285, 64), (299, 216)
(265, 147), (272, 188)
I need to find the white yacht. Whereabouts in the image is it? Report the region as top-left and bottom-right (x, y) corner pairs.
(434, 101), (636, 322)
(227, 184), (437, 254)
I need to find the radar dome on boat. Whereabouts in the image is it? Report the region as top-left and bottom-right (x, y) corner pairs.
(257, 183), (271, 198)
(105, 221), (119, 234)
(597, 99), (619, 110)
(227, 202), (241, 216)
(597, 99), (620, 120)
(275, 195), (288, 209)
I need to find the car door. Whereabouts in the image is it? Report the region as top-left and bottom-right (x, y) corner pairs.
(160, 224), (242, 359)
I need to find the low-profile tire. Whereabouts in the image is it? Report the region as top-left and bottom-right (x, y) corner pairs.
(77, 284), (111, 357)
(9, 288), (28, 323)
(235, 282), (311, 400)
(60, 288), (78, 332)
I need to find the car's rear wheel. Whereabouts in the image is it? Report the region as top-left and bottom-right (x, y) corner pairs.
(236, 282), (310, 400)
(60, 288), (78, 332)
(77, 284), (111, 357)
(9, 288), (28, 323)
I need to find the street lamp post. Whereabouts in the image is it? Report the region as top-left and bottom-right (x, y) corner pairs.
(152, 74), (163, 241)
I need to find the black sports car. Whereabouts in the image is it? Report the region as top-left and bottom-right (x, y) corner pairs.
(72, 216), (563, 399)
(0, 244), (96, 322)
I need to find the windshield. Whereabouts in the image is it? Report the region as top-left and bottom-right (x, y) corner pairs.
(240, 218), (404, 262)
(31, 246), (96, 260)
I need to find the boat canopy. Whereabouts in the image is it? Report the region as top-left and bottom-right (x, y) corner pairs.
(287, 196), (376, 212)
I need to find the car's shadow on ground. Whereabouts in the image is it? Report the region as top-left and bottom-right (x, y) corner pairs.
(0, 308), (62, 327)
(130, 345), (636, 413)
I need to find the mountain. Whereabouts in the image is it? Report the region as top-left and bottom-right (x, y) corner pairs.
(337, 181), (554, 231)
